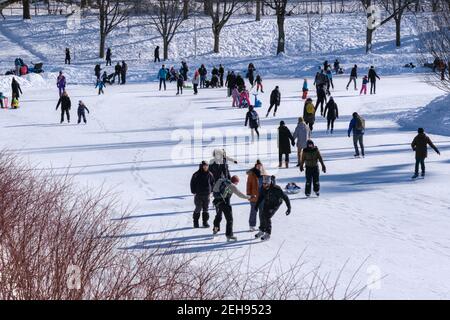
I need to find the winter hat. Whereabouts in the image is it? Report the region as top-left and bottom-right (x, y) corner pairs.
(280, 120), (285, 126)
(255, 159), (262, 166)
(307, 139), (315, 147)
(298, 117), (304, 123)
(201, 160), (208, 166)
(352, 112), (359, 118)
(231, 175), (240, 184)
(418, 128), (424, 134)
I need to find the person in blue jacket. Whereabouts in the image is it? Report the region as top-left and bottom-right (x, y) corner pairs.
(348, 112), (366, 158)
(158, 65), (168, 91)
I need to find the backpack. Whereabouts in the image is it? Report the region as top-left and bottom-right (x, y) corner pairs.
(356, 117), (365, 130)
(306, 103), (315, 114)
(213, 178), (231, 202)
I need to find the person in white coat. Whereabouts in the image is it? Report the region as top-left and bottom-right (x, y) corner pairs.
(292, 117), (311, 167)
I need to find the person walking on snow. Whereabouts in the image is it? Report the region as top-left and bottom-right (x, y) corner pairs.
(246, 160), (265, 231)
(106, 48), (112, 66)
(348, 112), (366, 158)
(266, 86), (281, 117)
(94, 64), (101, 80)
(255, 74), (264, 93)
(212, 175), (253, 241)
(176, 72), (184, 95)
(303, 98), (317, 131)
(316, 85), (327, 116)
(77, 101), (90, 124)
(11, 77), (22, 100)
(326, 67), (334, 92)
(120, 61), (128, 84)
(65, 48), (71, 65)
(158, 65), (168, 91)
(333, 59), (340, 74)
(254, 175), (291, 241)
(95, 79), (105, 95)
(154, 46), (160, 63)
(323, 97), (339, 134)
(411, 128), (440, 179)
(245, 105), (261, 142)
(192, 69), (200, 95)
(346, 64), (358, 90)
(293, 117), (311, 167)
(247, 63), (256, 87)
(56, 90), (71, 123)
(278, 120), (295, 168)
(199, 64), (207, 88)
(360, 75), (369, 95)
(239, 86), (251, 108)
(231, 87), (240, 108)
(300, 140), (326, 197)
(218, 64), (225, 87)
(56, 71), (66, 97)
(226, 71), (236, 97)
(368, 66), (380, 94)
(190, 161), (215, 228)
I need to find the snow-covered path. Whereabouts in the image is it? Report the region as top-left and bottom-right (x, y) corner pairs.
(1, 74), (449, 299)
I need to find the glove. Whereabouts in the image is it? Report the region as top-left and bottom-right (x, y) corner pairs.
(291, 141), (295, 147)
(322, 166), (327, 173)
(234, 160), (238, 164)
(300, 166), (304, 172)
(348, 134), (350, 138)
(437, 150), (441, 155)
(285, 209), (291, 216)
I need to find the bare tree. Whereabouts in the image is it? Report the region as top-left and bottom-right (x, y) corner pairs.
(149, 0), (186, 60)
(207, 0), (247, 53)
(418, 0), (450, 92)
(264, 0), (302, 55)
(256, 0), (261, 21)
(23, 0), (31, 19)
(97, 0), (131, 58)
(305, 8), (323, 52)
(379, 0), (417, 47)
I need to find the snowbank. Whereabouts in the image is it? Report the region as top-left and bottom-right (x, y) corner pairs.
(0, 73), (56, 94)
(397, 94), (450, 136)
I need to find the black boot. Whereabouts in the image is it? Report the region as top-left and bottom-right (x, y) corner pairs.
(193, 220), (200, 228)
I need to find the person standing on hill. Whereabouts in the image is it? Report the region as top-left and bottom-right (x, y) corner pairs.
(56, 90), (71, 124)
(411, 128), (440, 179)
(293, 117), (311, 167)
(303, 98), (316, 131)
(368, 66), (380, 94)
(300, 140), (326, 197)
(190, 161), (215, 228)
(323, 97), (339, 134)
(278, 121), (295, 168)
(254, 175), (291, 241)
(106, 48), (112, 66)
(348, 112), (366, 158)
(266, 86), (281, 117)
(65, 48), (71, 65)
(346, 64), (358, 90)
(154, 46), (160, 63)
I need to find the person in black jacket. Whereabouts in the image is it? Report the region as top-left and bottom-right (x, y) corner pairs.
(114, 62), (121, 84)
(77, 100), (90, 124)
(56, 91), (71, 123)
(225, 71), (235, 97)
(235, 73), (245, 91)
(266, 86), (281, 117)
(316, 85), (327, 116)
(94, 64), (101, 80)
(65, 48), (71, 65)
(121, 61), (128, 84)
(278, 121), (295, 168)
(254, 175), (291, 241)
(247, 63), (256, 86)
(154, 46), (160, 63)
(245, 105), (260, 142)
(199, 64), (207, 88)
(368, 66), (380, 94)
(11, 77), (22, 100)
(106, 48), (112, 66)
(323, 97), (339, 134)
(346, 64), (358, 90)
(190, 161), (215, 228)
(218, 64), (225, 87)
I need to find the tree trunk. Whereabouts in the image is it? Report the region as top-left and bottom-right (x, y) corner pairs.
(395, 17), (401, 47)
(276, 14), (285, 55)
(81, 0), (88, 9)
(163, 37), (169, 60)
(183, 0), (189, 20)
(366, 27), (373, 53)
(99, 32), (106, 58)
(256, 0), (261, 21)
(23, 0), (31, 19)
(309, 23), (312, 52)
(213, 29), (220, 53)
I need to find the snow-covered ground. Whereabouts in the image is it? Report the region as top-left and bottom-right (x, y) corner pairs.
(1, 13), (450, 299)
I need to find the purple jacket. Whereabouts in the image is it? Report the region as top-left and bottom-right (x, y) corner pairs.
(57, 75), (66, 88)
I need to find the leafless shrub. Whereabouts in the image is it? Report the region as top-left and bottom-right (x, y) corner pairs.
(0, 151), (367, 300)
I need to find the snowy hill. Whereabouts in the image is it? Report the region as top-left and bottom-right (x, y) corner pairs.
(0, 12), (449, 299)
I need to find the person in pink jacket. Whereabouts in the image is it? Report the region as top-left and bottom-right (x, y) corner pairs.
(239, 86), (251, 108)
